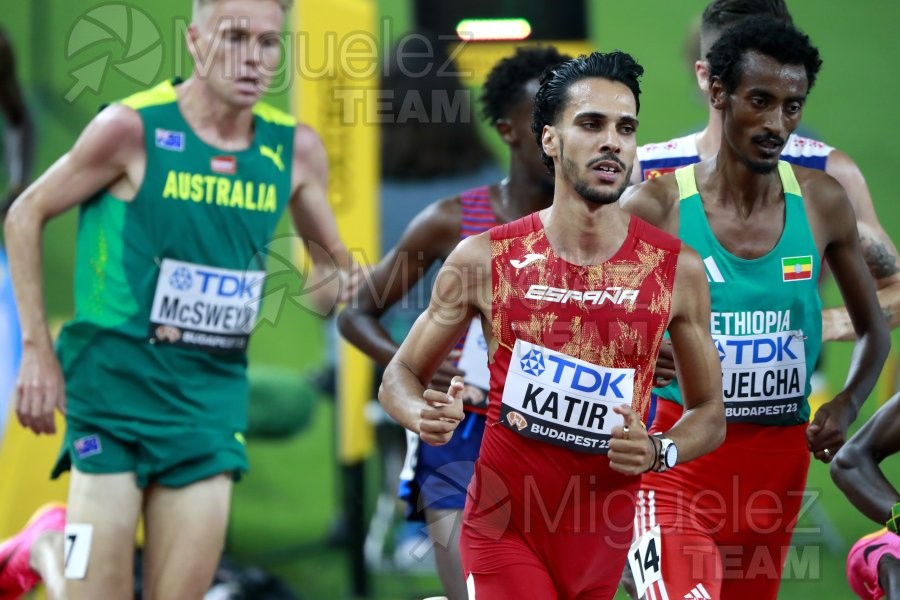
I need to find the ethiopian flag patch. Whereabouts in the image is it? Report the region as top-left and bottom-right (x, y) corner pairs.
(782, 255), (813, 281)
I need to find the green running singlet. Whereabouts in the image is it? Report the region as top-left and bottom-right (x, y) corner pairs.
(655, 161), (822, 426)
(53, 80), (294, 486)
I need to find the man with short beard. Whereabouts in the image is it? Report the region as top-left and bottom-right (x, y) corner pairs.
(633, 0), (900, 344)
(379, 51), (725, 600)
(339, 45), (569, 600)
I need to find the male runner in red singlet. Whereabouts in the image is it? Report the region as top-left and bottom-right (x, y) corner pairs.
(339, 46), (569, 599)
(379, 51), (726, 600)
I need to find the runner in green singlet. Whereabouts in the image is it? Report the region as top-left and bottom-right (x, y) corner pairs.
(3, 1), (355, 597)
(621, 17), (889, 599)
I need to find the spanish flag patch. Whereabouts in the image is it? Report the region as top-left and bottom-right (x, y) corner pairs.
(782, 255), (813, 281)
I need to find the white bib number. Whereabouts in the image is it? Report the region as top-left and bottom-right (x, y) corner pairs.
(149, 259), (265, 352)
(399, 429), (419, 483)
(716, 330), (807, 423)
(628, 525), (662, 598)
(64, 523), (93, 580)
(499, 339), (632, 453)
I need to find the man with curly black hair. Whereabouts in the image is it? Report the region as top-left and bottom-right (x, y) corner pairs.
(634, 0), (900, 344)
(623, 16), (889, 599)
(339, 45), (568, 599)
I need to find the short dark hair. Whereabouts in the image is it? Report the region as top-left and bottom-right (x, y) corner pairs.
(700, 0), (793, 58)
(480, 46), (571, 124)
(531, 51), (643, 174)
(707, 15), (822, 94)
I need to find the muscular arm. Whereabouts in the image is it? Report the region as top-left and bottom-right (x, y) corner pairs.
(287, 125), (354, 316)
(0, 30), (35, 210)
(822, 151), (900, 340)
(378, 234), (489, 437)
(4, 104), (143, 433)
(337, 198), (459, 366)
(659, 246), (725, 461)
(831, 392), (900, 525)
(806, 173), (890, 457)
(5, 105), (142, 347)
(619, 175), (680, 235)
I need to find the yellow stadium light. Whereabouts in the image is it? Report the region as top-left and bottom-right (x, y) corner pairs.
(456, 18), (532, 41)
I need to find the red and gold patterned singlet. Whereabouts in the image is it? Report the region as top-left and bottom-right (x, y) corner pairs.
(466, 212), (680, 533)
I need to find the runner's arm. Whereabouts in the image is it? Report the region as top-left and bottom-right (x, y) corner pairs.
(287, 124), (356, 316)
(628, 157), (643, 186)
(4, 104), (143, 433)
(660, 245), (725, 462)
(619, 174), (680, 236)
(831, 392), (900, 525)
(807, 178), (889, 458)
(379, 234), (488, 439)
(821, 151), (900, 340)
(338, 198), (459, 366)
(5, 104), (142, 352)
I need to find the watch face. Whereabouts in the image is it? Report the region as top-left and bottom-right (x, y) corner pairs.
(664, 443), (678, 468)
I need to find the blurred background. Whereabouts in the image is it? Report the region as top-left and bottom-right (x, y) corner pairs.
(0, 0), (897, 598)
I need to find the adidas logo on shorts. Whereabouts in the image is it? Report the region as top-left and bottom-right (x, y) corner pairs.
(683, 583), (712, 599)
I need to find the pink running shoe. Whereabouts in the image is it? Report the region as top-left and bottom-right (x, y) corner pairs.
(0, 503), (66, 599)
(847, 528), (900, 600)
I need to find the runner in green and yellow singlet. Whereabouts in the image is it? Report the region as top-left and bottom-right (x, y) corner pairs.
(3, 1), (355, 597)
(622, 17), (888, 600)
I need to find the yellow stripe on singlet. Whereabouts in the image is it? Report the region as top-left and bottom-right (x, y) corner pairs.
(674, 165), (698, 200)
(253, 102), (296, 126)
(119, 80), (178, 110)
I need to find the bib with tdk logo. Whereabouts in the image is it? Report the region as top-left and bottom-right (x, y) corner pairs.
(486, 212), (680, 454)
(500, 339), (635, 453)
(654, 162), (822, 425)
(56, 79), (294, 427)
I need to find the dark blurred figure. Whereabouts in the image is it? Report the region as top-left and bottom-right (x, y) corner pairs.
(0, 28), (34, 216)
(0, 26), (28, 448)
(379, 31), (492, 182)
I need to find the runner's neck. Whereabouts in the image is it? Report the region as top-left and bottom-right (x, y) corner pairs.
(176, 77), (256, 151)
(696, 108), (723, 160)
(538, 199), (630, 267)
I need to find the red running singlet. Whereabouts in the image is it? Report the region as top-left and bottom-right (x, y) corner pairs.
(460, 212), (680, 600)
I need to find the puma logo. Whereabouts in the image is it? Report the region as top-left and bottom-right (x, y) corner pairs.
(510, 253), (547, 269)
(260, 144), (285, 172)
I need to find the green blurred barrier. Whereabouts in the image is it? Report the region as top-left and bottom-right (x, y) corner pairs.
(247, 366), (319, 440)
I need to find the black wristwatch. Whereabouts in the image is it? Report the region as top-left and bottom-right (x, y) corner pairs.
(653, 435), (678, 472)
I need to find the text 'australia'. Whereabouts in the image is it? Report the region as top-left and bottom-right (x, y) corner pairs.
(162, 171), (278, 213)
